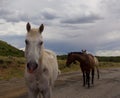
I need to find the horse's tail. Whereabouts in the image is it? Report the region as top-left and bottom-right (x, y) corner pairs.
(94, 57), (100, 79)
(96, 65), (100, 79)
(58, 69), (61, 75)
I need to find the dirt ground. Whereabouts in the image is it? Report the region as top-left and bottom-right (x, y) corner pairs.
(1, 68), (120, 98)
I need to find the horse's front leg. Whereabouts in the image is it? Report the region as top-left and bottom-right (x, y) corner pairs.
(83, 71), (86, 86)
(28, 89), (38, 98)
(91, 69), (95, 85)
(82, 71), (86, 86)
(42, 87), (52, 98)
(86, 71), (90, 88)
(81, 67), (86, 86)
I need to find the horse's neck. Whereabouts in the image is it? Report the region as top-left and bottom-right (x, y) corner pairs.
(73, 54), (86, 63)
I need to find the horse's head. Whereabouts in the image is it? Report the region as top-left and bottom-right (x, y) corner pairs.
(25, 22), (44, 73)
(66, 52), (75, 67)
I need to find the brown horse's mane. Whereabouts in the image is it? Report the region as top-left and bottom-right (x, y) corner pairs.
(68, 52), (83, 55)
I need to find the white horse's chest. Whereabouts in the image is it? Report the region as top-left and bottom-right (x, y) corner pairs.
(25, 70), (50, 91)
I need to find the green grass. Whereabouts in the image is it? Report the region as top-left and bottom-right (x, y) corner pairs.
(58, 60), (80, 72)
(99, 62), (120, 68)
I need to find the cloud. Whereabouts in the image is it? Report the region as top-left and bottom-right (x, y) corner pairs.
(96, 50), (120, 56)
(0, 0), (120, 56)
(0, 8), (28, 22)
(61, 13), (103, 24)
(0, 21), (26, 36)
(101, 0), (120, 17)
(41, 8), (58, 20)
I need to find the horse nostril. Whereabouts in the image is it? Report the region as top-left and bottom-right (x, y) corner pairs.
(27, 63), (29, 69)
(27, 62), (38, 73)
(35, 63), (38, 69)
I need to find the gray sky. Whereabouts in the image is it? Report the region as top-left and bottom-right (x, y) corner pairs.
(0, 0), (120, 56)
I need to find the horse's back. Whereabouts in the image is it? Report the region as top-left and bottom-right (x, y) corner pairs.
(88, 54), (99, 65)
(85, 54), (96, 68)
(43, 49), (59, 85)
(87, 54), (99, 70)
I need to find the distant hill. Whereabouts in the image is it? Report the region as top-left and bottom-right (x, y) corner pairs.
(0, 40), (24, 57)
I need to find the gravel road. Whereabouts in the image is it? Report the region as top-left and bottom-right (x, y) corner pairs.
(1, 68), (120, 98)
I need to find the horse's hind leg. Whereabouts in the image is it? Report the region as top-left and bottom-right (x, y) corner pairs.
(83, 72), (86, 86)
(28, 89), (38, 98)
(38, 93), (42, 98)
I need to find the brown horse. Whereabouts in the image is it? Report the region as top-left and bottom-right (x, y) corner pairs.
(66, 52), (99, 88)
(81, 50), (100, 79)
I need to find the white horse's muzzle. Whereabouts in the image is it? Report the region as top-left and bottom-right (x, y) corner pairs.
(27, 61), (38, 73)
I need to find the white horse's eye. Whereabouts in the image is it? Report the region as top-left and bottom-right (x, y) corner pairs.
(38, 41), (43, 46)
(25, 40), (29, 45)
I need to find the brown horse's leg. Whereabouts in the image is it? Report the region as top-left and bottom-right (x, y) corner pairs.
(86, 71), (90, 88)
(91, 69), (95, 85)
(81, 67), (86, 86)
(85, 72), (88, 85)
(83, 71), (86, 86)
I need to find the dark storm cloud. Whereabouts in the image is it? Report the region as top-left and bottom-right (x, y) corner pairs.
(41, 11), (58, 20)
(61, 14), (103, 24)
(0, 35), (25, 49)
(44, 38), (98, 55)
(0, 8), (28, 22)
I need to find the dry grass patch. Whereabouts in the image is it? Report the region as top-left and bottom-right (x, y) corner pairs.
(1, 56), (120, 80)
(0, 56), (25, 80)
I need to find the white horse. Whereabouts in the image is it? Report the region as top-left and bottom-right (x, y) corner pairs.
(24, 23), (59, 98)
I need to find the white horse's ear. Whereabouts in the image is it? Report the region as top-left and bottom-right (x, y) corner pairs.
(39, 24), (44, 33)
(26, 22), (31, 32)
